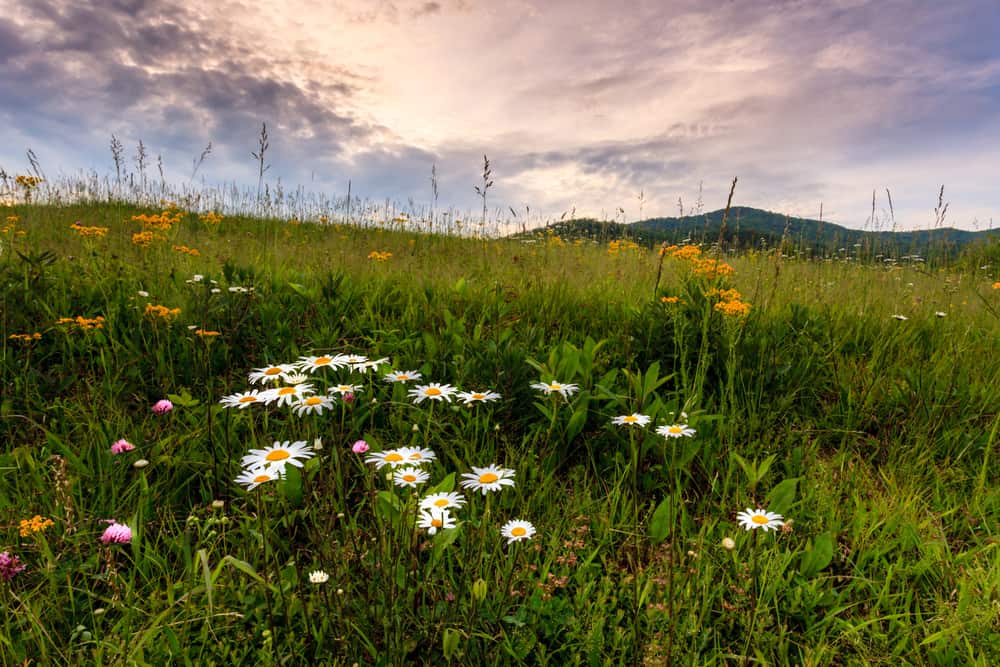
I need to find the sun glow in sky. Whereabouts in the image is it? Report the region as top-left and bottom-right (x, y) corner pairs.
(1, 0), (998, 230)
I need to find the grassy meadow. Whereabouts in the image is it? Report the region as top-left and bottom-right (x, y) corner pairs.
(1, 195), (999, 665)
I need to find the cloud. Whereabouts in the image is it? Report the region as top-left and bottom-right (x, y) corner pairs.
(0, 0), (996, 229)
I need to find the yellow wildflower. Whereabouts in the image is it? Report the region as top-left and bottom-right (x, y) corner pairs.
(19, 515), (55, 537)
(195, 329), (221, 337)
(368, 251), (393, 261)
(145, 304), (181, 320)
(9, 332), (42, 342)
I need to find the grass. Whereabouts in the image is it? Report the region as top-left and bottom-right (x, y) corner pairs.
(1, 197), (998, 665)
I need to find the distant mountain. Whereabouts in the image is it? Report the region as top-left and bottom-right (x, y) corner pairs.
(514, 207), (996, 258)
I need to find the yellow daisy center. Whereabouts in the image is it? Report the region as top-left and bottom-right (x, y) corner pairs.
(408, 452), (423, 460)
(511, 526), (527, 537)
(397, 374), (409, 381)
(472, 393), (486, 400)
(305, 397), (322, 405)
(623, 415), (638, 423)
(253, 474), (270, 483)
(266, 450), (290, 461)
(479, 473), (499, 484)
(264, 367), (282, 376)
(434, 499), (449, 507)
(669, 426), (682, 434)
(384, 452), (403, 462)
(403, 474), (417, 483)
(238, 395), (257, 403)
(549, 383), (561, 390)
(278, 387), (297, 395)
(431, 518), (443, 527)
(425, 387), (441, 396)
(314, 357), (331, 365)
(751, 514), (769, 525)
(337, 386), (350, 391)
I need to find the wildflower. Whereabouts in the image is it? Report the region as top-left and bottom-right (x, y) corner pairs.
(934, 311), (947, 318)
(241, 440), (315, 472)
(368, 250), (392, 261)
(219, 389), (265, 409)
(364, 449), (409, 469)
(417, 507), (456, 535)
(144, 304), (181, 320)
(660, 296), (680, 304)
(152, 399), (173, 415)
(397, 446), (437, 465)
(612, 413), (651, 427)
(993, 282), (1000, 289)
(459, 465), (516, 494)
(340, 354), (369, 367)
(419, 492), (466, 512)
(308, 570), (329, 584)
(292, 395), (335, 416)
(531, 381), (579, 398)
(0, 552), (26, 581)
(136, 289), (149, 296)
(351, 440), (370, 454)
(110, 439), (136, 455)
(457, 390), (502, 404)
(356, 357), (390, 373)
(260, 383), (315, 408)
(100, 522), (132, 544)
(736, 508), (785, 532)
(19, 515), (54, 537)
(247, 364), (296, 385)
(283, 373), (310, 385)
(384, 370), (423, 383)
(501, 519), (536, 545)
(656, 424), (696, 438)
(297, 354), (349, 373)
(408, 383), (457, 404)
(133, 459), (150, 468)
(8, 332), (42, 342)
(891, 314), (908, 321)
(235, 467), (283, 490)
(393, 467), (430, 488)
(329, 383), (363, 396)
(194, 329), (221, 338)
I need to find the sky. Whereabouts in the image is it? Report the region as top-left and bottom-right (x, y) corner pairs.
(1, 0), (999, 231)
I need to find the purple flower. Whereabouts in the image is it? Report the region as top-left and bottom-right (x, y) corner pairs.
(0, 551), (26, 581)
(110, 439), (136, 455)
(351, 440), (370, 454)
(152, 399), (173, 415)
(100, 522), (132, 545)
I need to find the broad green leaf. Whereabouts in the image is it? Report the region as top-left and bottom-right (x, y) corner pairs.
(799, 531), (835, 578)
(648, 494), (672, 543)
(767, 478), (799, 515)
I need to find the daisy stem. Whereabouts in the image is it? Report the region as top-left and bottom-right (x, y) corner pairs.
(744, 528), (761, 660)
(256, 489), (279, 644)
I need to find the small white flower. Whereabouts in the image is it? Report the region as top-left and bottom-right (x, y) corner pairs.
(419, 492), (466, 512)
(656, 424), (696, 438)
(892, 314), (908, 321)
(385, 369), (423, 383)
(736, 508), (785, 532)
(408, 383), (457, 404)
(500, 519), (536, 544)
(531, 381), (579, 398)
(308, 570), (330, 584)
(393, 467), (430, 488)
(721, 537), (736, 550)
(416, 507), (456, 535)
(457, 390), (502, 404)
(935, 311), (946, 318)
(460, 465), (516, 494)
(612, 413), (651, 427)
(137, 290), (150, 297)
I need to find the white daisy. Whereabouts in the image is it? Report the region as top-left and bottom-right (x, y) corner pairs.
(397, 446), (437, 465)
(393, 467), (430, 488)
(500, 519), (536, 544)
(612, 413), (651, 427)
(297, 354), (349, 373)
(419, 491), (467, 512)
(283, 373), (310, 385)
(260, 383), (316, 407)
(356, 357), (390, 373)
(934, 311), (947, 318)
(530, 381), (579, 398)
(234, 466), (284, 490)
(656, 423), (696, 438)
(736, 508), (785, 532)
(328, 383), (363, 396)
(219, 389), (265, 409)
(892, 314), (909, 321)
(241, 440), (315, 472)
(364, 449), (409, 469)
(384, 370), (423, 383)
(408, 383), (457, 404)
(339, 354), (368, 368)
(247, 363), (296, 385)
(459, 465), (516, 494)
(308, 570), (330, 584)
(457, 390), (502, 404)
(292, 395), (335, 416)
(417, 507), (456, 535)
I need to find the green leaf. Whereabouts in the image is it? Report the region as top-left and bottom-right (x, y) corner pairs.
(430, 525), (462, 567)
(648, 495), (672, 544)
(282, 465), (304, 507)
(429, 472), (456, 494)
(566, 405), (589, 443)
(799, 531), (835, 578)
(767, 478), (799, 515)
(376, 490), (402, 525)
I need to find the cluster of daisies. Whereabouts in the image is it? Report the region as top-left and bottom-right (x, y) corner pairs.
(219, 353), (504, 417)
(365, 445), (534, 544)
